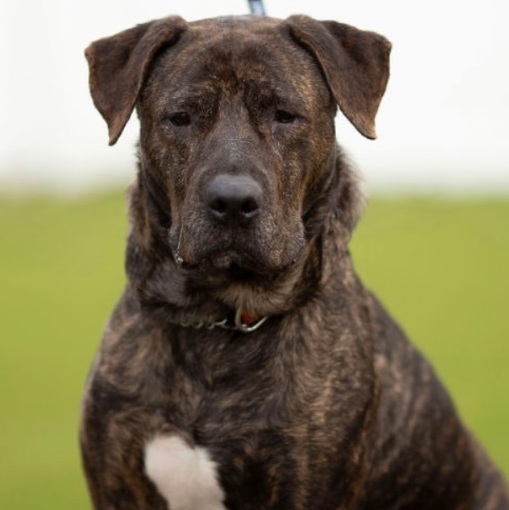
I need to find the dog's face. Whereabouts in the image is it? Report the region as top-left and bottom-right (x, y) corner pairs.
(139, 17), (338, 277)
(86, 15), (390, 308)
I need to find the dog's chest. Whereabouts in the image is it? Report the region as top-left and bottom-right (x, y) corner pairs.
(138, 345), (299, 508)
(103, 317), (372, 509)
(143, 428), (299, 510)
(142, 391), (288, 510)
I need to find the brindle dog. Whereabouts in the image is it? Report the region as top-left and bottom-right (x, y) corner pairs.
(81, 14), (509, 510)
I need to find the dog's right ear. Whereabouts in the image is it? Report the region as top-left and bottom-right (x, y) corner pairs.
(85, 16), (188, 145)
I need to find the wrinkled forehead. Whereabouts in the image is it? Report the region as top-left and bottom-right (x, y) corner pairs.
(144, 16), (332, 110)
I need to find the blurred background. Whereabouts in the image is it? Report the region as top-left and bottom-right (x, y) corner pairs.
(1, 0), (508, 508)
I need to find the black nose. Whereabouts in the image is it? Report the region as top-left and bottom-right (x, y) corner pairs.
(204, 174), (263, 224)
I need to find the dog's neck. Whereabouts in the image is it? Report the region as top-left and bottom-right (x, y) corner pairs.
(124, 144), (362, 329)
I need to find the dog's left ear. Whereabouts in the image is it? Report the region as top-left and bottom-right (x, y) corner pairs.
(286, 15), (391, 139)
(85, 16), (188, 145)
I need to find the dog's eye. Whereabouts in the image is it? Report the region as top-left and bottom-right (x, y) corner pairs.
(168, 112), (191, 127)
(274, 110), (297, 124)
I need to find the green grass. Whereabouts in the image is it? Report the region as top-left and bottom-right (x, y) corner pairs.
(0, 192), (126, 509)
(0, 192), (508, 508)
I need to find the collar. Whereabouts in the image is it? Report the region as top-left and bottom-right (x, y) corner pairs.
(180, 308), (268, 334)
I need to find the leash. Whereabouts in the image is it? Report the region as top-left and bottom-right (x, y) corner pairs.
(248, 0), (266, 16)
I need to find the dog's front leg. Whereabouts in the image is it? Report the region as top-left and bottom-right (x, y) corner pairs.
(80, 387), (168, 510)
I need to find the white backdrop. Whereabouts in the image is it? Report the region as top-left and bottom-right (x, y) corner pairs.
(1, 0), (508, 194)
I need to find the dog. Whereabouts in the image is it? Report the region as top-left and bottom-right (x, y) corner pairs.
(80, 14), (509, 510)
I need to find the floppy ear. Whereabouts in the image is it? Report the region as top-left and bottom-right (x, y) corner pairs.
(286, 15), (391, 139)
(85, 16), (188, 145)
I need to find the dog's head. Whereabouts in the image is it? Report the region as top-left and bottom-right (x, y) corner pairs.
(86, 15), (390, 314)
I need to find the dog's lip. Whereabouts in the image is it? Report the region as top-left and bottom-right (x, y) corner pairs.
(177, 249), (284, 280)
(225, 263), (266, 282)
(205, 251), (274, 277)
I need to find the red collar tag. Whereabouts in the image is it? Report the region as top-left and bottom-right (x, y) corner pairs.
(239, 311), (258, 326)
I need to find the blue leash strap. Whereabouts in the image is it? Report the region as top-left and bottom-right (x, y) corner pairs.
(248, 0), (266, 16)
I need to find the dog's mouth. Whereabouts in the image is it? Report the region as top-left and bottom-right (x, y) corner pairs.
(200, 250), (279, 280)
(223, 262), (263, 283)
(176, 247), (291, 284)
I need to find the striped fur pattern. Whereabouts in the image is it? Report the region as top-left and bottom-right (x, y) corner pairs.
(80, 14), (509, 510)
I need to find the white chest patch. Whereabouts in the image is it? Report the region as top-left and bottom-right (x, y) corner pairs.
(145, 435), (227, 510)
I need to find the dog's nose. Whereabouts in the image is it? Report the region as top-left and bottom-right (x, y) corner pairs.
(204, 174), (263, 224)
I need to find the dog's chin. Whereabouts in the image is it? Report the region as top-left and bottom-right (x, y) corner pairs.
(222, 263), (265, 284)
(201, 251), (278, 281)
(179, 247), (299, 288)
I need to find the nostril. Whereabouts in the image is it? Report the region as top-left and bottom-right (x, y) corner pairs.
(209, 197), (228, 218)
(241, 197), (259, 218)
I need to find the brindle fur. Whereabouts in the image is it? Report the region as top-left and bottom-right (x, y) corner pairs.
(81, 14), (509, 510)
